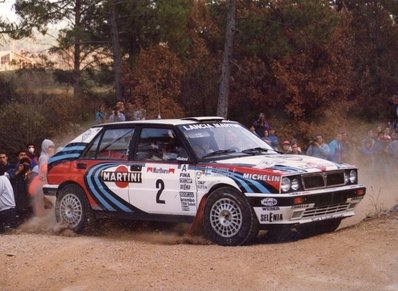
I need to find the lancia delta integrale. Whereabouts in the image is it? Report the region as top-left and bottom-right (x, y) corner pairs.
(44, 117), (366, 246)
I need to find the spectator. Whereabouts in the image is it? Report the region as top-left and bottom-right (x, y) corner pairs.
(306, 135), (329, 159)
(26, 143), (38, 169)
(9, 151), (32, 222)
(0, 174), (17, 233)
(95, 104), (106, 124)
(133, 108), (146, 120)
(268, 128), (280, 150)
(359, 137), (376, 168)
(0, 151), (13, 176)
(249, 125), (257, 136)
(288, 142), (302, 155)
(281, 140), (291, 154)
(124, 102), (135, 121)
(108, 105), (126, 123)
(328, 132), (344, 163)
(252, 113), (270, 138)
(262, 129), (272, 146)
(29, 139), (55, 217)
(343, 133), (358, 163)
(116, 101), (125, 114)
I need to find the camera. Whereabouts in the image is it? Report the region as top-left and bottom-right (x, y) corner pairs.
(19, 157), (31, 173)
(23, 163), (30, 172)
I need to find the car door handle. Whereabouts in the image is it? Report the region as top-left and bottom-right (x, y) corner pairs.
(76, 163), (87, 169)
(130, 165), (142, 171)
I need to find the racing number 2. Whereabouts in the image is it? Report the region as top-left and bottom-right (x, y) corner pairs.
(156, 179), (165, 204)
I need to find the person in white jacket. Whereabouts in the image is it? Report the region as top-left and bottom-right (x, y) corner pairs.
(0, 174), (17, 233)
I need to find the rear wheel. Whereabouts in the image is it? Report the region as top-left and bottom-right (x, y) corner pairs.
(55, 184), (95, 233)
(204, 187), (258, 246)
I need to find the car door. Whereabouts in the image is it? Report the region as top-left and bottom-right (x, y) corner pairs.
(129, 127), (198, 216)
(82, 127), (136, 212)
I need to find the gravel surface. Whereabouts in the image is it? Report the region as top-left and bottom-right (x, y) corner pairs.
(0, 208), (397, 291)
(1, 167), (397, 291)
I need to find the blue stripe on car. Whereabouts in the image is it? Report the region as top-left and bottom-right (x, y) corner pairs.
(49, 153), (81, 164)
(86, 163), (133, 212)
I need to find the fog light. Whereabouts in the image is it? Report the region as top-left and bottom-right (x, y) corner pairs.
(293, 197), (304, 204)
(356, 188), (365, 196)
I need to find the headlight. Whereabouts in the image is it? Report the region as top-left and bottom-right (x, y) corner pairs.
(291, 178), (300, 191)
(349, 170), (357, 183)
(281, 177), (291, 192)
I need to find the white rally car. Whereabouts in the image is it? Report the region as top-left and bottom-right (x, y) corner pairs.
(44, 117), (366, 246)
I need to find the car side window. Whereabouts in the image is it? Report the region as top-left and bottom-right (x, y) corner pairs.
(135, 128), (188, 162)
(83, 128), (135, 160)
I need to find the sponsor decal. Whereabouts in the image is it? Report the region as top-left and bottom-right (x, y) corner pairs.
(260, 212), (283, 222)
(177, 157), (189, 161)
(262, 206), (280, 211)
(291, 203), (311, 209)
(180, 191), (194, 197)
(197, 180), (207, 190)
(182, 123), (239, 131)
(101, 165), (142, 188)
(180, 184), (191, 190)
(147, 167), (175, 174)
(261, 197), (278, 206)
(179, 178), (193, 184)
(302, 163), (327, 171)
(243, 173), (281, 182)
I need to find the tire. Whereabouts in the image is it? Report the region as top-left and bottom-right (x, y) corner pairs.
(203, 187), (258, 246)
(55, 184), (95, 233)
(297, 218), (342, 237)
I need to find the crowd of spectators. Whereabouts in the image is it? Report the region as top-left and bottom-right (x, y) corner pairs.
(251, 113), (398, 174)
(96, 101), (146, 124)
(0, 139), (55, 233)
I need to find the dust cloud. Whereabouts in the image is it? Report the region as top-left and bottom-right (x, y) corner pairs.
(341, 159), (398, 228)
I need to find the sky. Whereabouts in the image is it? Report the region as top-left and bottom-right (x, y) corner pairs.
(0, 0), (17, 22)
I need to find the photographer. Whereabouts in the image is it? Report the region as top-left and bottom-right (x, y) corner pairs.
(306, 135), (330, 160)
(10, 151), (32, 223)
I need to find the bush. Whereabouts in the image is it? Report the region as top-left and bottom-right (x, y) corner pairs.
(0, 103), (47, 160)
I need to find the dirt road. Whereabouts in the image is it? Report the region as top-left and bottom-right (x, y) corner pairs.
(1, 168), (398, 291)
(0, 208), (397, 291)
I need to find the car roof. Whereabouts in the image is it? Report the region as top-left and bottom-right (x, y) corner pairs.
(93, 116), (233, 127)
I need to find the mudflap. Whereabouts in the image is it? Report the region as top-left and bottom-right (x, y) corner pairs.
(188, 195), (208, 236)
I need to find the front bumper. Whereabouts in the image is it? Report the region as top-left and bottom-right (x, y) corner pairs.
(43, 184), (59, 196)
(246, 184), (366, 225)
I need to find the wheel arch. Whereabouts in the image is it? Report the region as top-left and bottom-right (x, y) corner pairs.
(56, 181), (86, 198)
(206, 183), (243, 199)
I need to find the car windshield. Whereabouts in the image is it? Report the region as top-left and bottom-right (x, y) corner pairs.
(178, 122), (275, 160)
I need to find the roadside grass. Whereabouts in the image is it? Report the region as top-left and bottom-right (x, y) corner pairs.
(365, 186), (391, 219)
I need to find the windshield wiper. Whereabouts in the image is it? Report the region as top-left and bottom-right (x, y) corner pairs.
(241, 147), (270, 154)
(201, 149), (237, 159)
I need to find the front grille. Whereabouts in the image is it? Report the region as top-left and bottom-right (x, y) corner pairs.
(302, 203), (350, 218)
(302, 171), (345, 190)
(327, 172), (345, 186)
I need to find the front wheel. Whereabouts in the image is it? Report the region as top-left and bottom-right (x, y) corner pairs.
(55, 184), (95, 233)
(203, 187), (258, 246)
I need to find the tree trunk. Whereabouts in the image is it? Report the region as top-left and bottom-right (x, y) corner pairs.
(217, 0), (236, 118)
(72, 0), (82, 97)
(110, 0), (123, 102)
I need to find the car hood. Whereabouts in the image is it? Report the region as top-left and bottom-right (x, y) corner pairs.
(213, 154), (349, 174)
